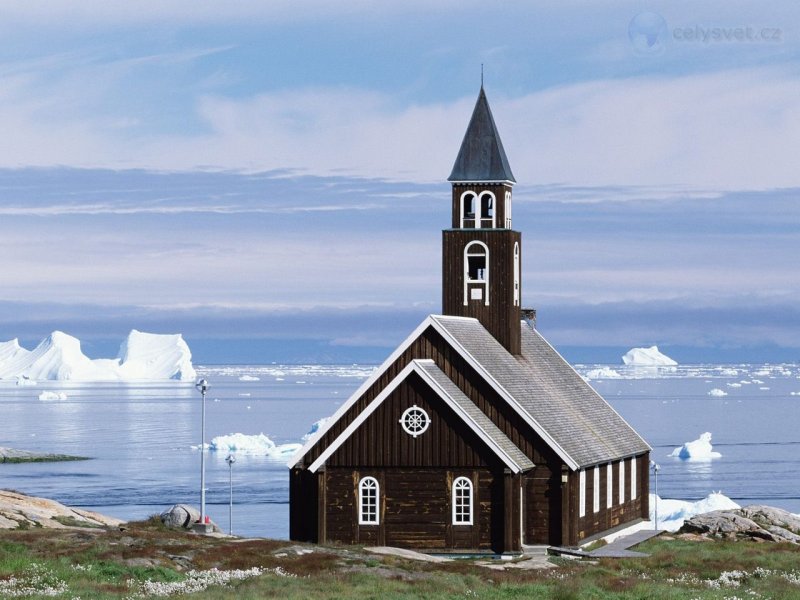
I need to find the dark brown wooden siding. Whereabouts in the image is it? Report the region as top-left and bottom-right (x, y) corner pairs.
(326, 373), (499, 469)
(323, 467), (507, 552)
(570, 452), (651, 545)
(289, 467), (318, 542)
(441, 229), (521, 354)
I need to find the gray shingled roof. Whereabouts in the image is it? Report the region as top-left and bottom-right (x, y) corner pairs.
(416, 360), (535, 471)
(431, 315), (650, 468)
(448, 87), (516, 183)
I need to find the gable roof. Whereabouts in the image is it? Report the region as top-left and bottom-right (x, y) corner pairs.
(308, 359), (534, 474)
(431, 315), (651, 467)
(289, 314), (650, 472)
(448, 87), (516, 184)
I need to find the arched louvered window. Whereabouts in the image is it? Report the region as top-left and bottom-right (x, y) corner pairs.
(479, 192), (495, 228)
(504, 191), (512, 228)
(359, 476), (379, 525)
(452, 477), (473, 525)
(464, 241), (489, 306)
(460, 191), (477, 228)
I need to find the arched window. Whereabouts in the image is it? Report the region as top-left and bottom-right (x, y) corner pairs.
(513, 242), (520, 307)
(452, 477), (473, 525)
(460, 191), (477, 228)
(463, 241), (489, 306)
(479, 192), (495, 228)
(504, 191), (512, 228)
(359, 476), (379, 525)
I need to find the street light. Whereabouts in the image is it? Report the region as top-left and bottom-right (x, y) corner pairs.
(195, 379), (209, 527)
(650, 460), (660, 531)
(225, 454), (236, 535)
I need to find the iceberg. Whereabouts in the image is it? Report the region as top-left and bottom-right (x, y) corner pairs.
(670, 432), (722, 460)
(652, 492), (740, 531)
(38, 391), (68, 401)
(302, 417), (331, 443)
(707, 388), (727, 397)
(0, 330), (195, 382)
(622, 345), (677, 366)
(238, 375), (260, 382)
(584, 367), (621, 380)
(208, 433), (301, 458)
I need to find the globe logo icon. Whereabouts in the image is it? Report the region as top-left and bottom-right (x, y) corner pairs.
(628, 12), (669, 55)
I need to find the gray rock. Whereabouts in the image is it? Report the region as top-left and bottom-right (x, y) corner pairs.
(160, 504), (200, 529)
(680, 504), (800, 544)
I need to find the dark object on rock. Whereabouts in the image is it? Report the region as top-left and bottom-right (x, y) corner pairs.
(160, 504), (200, 529)
(680, 505), (800, 543)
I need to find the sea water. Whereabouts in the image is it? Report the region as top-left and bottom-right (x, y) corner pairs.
(1, 363), (798, 538)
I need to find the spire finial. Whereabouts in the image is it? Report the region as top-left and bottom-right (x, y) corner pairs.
(481, 64), (484, 88)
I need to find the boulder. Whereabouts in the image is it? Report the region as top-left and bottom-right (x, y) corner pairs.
(159, 504), (222, 533)
(160, 504), (200, 529)
(680, 504), (800, 544)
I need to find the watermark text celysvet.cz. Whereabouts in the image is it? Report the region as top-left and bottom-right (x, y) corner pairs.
(673, 25), (782, 44)
(628, 12), (783, 55)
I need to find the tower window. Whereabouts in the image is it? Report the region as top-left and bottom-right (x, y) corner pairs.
(452, 477), (473, 525)
(479, 192), (495, 228)
(460, 191), (477, 228)
(359, 476), (379, 525)
(505, 191), (512, 228)
(463, 241), (489, 306)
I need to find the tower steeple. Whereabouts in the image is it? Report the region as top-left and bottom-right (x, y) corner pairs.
(442, 87), (522, 354)
(448, 87), (516, 184)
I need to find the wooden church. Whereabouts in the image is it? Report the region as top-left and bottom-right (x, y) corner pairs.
(289, 86), (651, 553)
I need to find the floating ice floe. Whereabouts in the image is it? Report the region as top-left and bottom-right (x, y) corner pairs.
(208, 433), (301, 458)
(717, 368), (739, 376)
(727, 382), (742, 388)
(302, 417), (331, 443)
(622, 345), (677, 366)
(707, 388), (727, 397)
(584, 367), (621, 380)
(38, 391), (67, 401)
(0, 330), (195, 381)
(670, 432), (722, 460)
(238, 375), (260, 382)
(651, 491), (740, 531)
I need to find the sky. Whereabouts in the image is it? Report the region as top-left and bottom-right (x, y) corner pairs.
(0, 1), (798, 364)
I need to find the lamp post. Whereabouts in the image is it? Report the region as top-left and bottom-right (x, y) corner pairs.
(195, 379), (209, 527)
(650, 460), (660, 531)
(225, 454), (236, 535)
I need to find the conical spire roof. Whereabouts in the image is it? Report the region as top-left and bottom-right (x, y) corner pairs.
(448, 87), (515, 183)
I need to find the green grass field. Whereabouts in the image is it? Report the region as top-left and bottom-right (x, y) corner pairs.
(1, 518), (799, 599)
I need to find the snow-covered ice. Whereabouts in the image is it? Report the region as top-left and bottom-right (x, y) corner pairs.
(622, 345), (677, 366)
(585, 367), (621, 379)
(38, 391), (68, 401)
(0, 330), (195, 381)
(707, 388), (727, 397)
(652, 492), (740, 531)
(670, 432), (722, 460)
(208, 433), (301, 458)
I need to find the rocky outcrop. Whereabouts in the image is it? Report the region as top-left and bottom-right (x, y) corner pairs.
(0, 446), (88, 463)
(0, 490), (123, 529)
(680, 504), (800, 543)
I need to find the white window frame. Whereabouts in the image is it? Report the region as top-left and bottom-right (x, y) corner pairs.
(619, 460), (625, 505)
(606, 463), (613, 508)
(593, 466), (600, 513)
(579, 469), (586, 517)
(460, 191), (477, 228)
(478, 191), (496, 228)
(513, 242), (520, 307)
(504, 191), (512, 228)
(452, 476), (473, 525)
(630, 457), (637, 500)
(358, 476), (379, 525)
(463, 241), (490, 306)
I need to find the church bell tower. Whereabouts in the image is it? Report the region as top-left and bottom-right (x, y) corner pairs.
(443, 86), (522, 354)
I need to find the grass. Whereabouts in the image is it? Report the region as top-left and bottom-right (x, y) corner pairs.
(1, 524), (799, 599)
